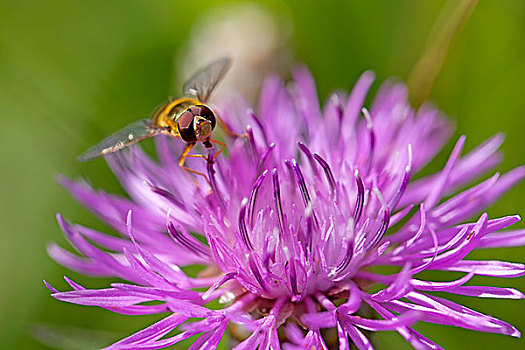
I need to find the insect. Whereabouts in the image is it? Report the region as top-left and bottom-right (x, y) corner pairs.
(78, 57), (239, 181)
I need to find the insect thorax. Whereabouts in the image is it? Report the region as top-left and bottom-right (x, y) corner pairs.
(152, 97), (201, 132)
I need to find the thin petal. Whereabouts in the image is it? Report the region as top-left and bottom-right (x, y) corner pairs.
(440, 260), (525, 278)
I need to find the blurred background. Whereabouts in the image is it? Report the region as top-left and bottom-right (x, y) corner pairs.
(0, 0), (524, 349)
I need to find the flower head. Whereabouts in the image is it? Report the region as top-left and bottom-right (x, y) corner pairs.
(48, 67), (525, 349)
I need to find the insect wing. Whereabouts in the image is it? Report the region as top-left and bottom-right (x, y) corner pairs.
(78, 119), (159, 161)
(183, 57), (232, 103)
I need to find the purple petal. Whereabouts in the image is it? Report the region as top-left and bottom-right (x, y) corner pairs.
(301, 311), (336, 329)
(440, 260), (525, 278)
(43, 280), (58, 293)
(52, 288), (152, 307)
(372, 262), (412, 302)
(109, 314), (187, 347)
(478, 229), (525, 249)
(344, 71), (375, 125)
(340, 320), (374, 350)
(366, 299), (444, 350)
(411, 273), (474, 292)
(424, 136), (465, 209)
(47, 243), (114, 277)
(445, 286), (525, 299)
(347, 311), (421, 331)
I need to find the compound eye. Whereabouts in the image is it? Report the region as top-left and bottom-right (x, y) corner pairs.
(190, 105), (211, 117)
(177, 110), (197, 142)
(191, 105), (216, 129)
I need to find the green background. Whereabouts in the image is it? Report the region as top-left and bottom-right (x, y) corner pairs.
(0, 0), (524, 349)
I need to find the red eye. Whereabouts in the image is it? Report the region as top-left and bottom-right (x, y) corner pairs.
(177, 111), (197, 142)
(179, 111), (194, 128)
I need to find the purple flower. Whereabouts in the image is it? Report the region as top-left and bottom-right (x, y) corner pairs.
(47, 67), (525, 349)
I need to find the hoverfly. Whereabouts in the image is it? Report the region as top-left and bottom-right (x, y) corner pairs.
(78, 57), (239, 180)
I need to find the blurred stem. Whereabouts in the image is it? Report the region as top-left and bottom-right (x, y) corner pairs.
(408, 0), (479, 108)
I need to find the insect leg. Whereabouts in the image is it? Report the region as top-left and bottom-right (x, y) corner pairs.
(186, 154), (208, 161)
(216, 113), (248, 138)
(179, 143), (211, 187)
(208, 138), (226, 160)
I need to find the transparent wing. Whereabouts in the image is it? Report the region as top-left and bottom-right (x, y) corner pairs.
(183, 57), (232, 103)
(78, 119), (160, 162)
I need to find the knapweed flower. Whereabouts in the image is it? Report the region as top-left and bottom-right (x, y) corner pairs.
(47, 68), (525, 349)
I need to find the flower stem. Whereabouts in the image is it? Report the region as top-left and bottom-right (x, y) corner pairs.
(408, 0), (479, 108)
